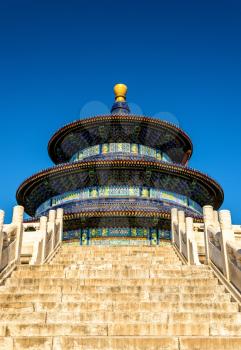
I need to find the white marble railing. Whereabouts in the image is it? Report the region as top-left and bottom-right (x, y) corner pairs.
(203, 205), (241, 293)
(22, 208), (64, 264)
(172, 204), (241, 295)
(0, 206), (24, 282)
(171, 208), (201, 265)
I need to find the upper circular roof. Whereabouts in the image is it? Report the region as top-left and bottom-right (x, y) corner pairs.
(48, 115), (193, 165)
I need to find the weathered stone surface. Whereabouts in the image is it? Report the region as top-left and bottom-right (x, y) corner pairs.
(0, 245), (240, 349)
(0, 294), (61, 302)
(0, 337), (13, 350)
(108, 322), (209, 336)
(7, 324), (107, 336)
(210, 322), (241, 336)
(0, 302), (34, 313)
(180, 337), (241, 350)
(53, 336), (179, 350)
(0, 313), (46, 324)
(13, 336), (52, 350)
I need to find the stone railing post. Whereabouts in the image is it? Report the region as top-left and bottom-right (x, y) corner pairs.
(0, 210), (5, 267)
(178, 210), (185, 254)
(56, 208), (64, 244)
(12, 206), (24, 264)
(48, 210), (56, 252)
(219, 210), (235, 281)
(203, 205), (214, 265)
(213, 210), (220, 231)
(40, 216), (48, 264)
(171, 208), (178, 244)
(186, 217), (193, 264)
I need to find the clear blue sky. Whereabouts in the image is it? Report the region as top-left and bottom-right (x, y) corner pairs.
(0, 0), (241, 223)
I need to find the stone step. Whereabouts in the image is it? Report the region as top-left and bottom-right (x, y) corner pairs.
(59, 247), (173, 253)
(11, 269), (213, 279)
(53, 259), (182, 266)
(54, 250), (179, 257)
(16, 264), (209, 272)
(18, 262), (202, 270)
(0, 292), (231, 303)
(0, 311), (240, 324)
(0, 284), (226, 295)
(56, 251), (178, 259)
(54, 254), (180, 260)
(2, 336), (241, 350)
(5, 277), (220, 288)
(62, 284), (225, 294)
(63, 266), (211, 273)
(0, 301), (237, 313)
(52, 257), (182, 266)
(179, 337), (241, 350)
(11, 271), (65, 279)
(0, 322), (208, 337)
(65, 270), (213, 279)
(55, 255), (178, 260)
(6, 278), (218, 290)
(57, 247), (176, 252)
(17, 265), (66, 271)
(0, 312), (46, 323)
(55, 253), (178, 259)
(54, 253), (179, 259)
(210, 322), (241, 336)
(0, 336), (181, 350)
(45, 310), (241, 323)
(39, 301), (239, 313)
(56, 253), (177, 257)
(54, 252), (179, 261)
(0, 321), (240, 337)
(56, 248), (178, 258)
(63, 292), (231, 303)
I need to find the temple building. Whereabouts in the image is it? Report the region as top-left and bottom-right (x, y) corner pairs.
(16, 84), (224, 245)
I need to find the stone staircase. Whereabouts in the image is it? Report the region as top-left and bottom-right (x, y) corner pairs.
(0, 244), (241, 349)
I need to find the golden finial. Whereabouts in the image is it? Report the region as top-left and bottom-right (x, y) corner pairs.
(113, 83), (128, 102)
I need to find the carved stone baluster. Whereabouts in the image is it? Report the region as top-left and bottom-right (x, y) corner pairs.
(178, 211), (185, 254)
(12, 206), (24, 264)
(48, 210), (56, 253)
(40, 216), (48, 264)
(186, 217), (194, 265)
(203, 205), (214, 265)
(171, 208), (178, 245)
(56, 208), (64, 245)
(219, 210), (235, 281)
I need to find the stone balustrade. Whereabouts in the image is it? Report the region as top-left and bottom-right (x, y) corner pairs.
(203, 205), (241, 293)
(172, 204), (241, 294)
(0, 206), (64, 283)
(171, 208), (201, 265)
(22, 208), (64, 264)
(0, 206), (24, 283)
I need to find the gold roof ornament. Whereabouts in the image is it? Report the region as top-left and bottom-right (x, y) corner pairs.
(113, 83), (128, 102)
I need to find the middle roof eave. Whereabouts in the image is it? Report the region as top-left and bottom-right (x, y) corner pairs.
(16, 159), (224, 216)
